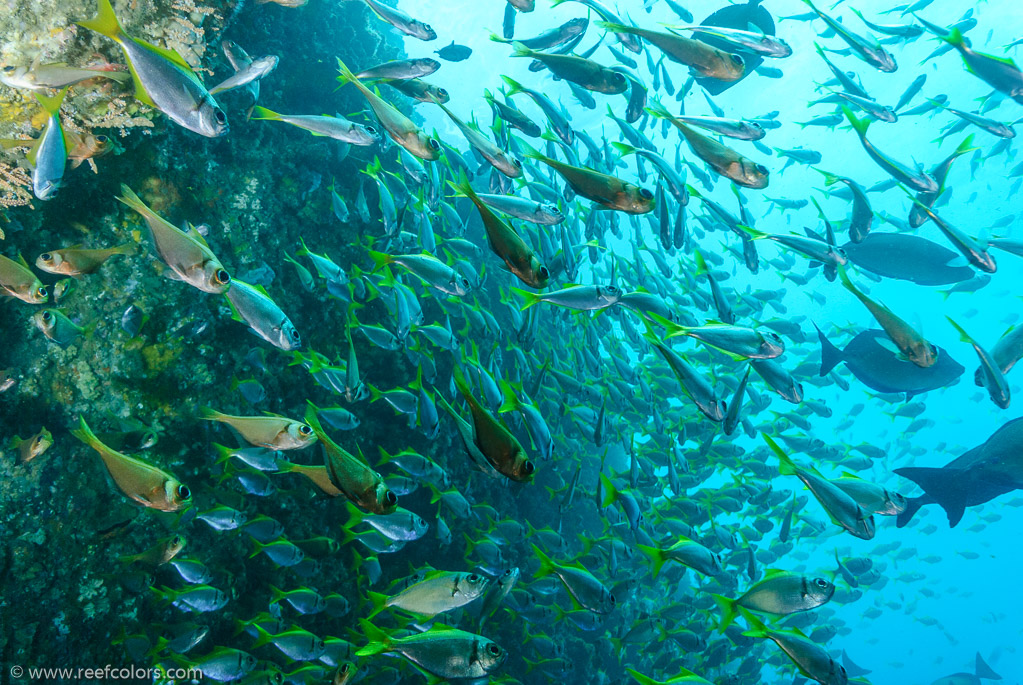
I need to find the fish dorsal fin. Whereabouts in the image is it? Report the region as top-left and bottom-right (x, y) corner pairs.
(135, 36), (196, 73)
(429, 623), (456, 632)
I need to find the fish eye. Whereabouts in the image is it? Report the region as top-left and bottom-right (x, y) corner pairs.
(730, 54), (745, 66)
(468, 573), (480, 582)
(512, 158), (522, 168)
(609, 593), (617, 605)
(177, 484), (191, 500)
(385, 490), (398, 505)
(41, 311), (53, 322)
(428, 138), (441, 150)
(639, 188), (654, 200)
(96, 135), (109, 143)
(40, 253), (52, 261)
(317, 640), (325, 650)
(214, 109), (226, 124)
(423, 24), (434, 33)
(524, 460), (535, 474)
(215, 269), (231, 285)
(1, 66), (12, 73)
(613, 73), (626, 83)
(298, 424), (313, 436)
(36, 286), (48, 298)
(755, 164), (768, 175)
(538, 266), (550, 281)
(339, 664), (350, 675)
(814, 578), (829, 588)
(437, 88), (449, 99)
(289, 329), (301, 341)
(486, 643), (501, 656)
(365, 125), (378, 135)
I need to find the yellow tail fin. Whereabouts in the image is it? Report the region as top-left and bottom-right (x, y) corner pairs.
(77, 0), (124, 40)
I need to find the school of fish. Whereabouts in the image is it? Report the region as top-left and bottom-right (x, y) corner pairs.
(3, 0), (1023, 683)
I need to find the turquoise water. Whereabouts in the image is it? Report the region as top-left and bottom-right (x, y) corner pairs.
(2, 0), (1023, 683)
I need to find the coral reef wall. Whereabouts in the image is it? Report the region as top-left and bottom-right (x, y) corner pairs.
(0, 0), (420, 673)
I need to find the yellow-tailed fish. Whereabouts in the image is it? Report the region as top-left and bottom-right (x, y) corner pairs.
(0, 61), (130, 91)
(430, 96), (521, 178)
(740, 608), (848, 685)
(596, 22), (745, 81)
(526, 151), (654, 214)
(366, 570), (490, 618)
(765, 434), (875, 540)
(305, 403), (397, 514)
(275, 461), (343, 497)
(116, 184), (232, 294)
(11, 427), (53, 464)
(25, 88), (69, 201)
(838, 266), (935, 368)
(448, 174), (548, 288)
(77, 0), (228, 137)
(72, 417), (191, 512)
(711, 570), (835, 631)
(118, 534), (186, 566)
(450, 365), (535, 482)
(32, 309), (88, 346)
(508, 42), (627, 94)
(36, 243), (133, 277)
(0, 253), (48, 303)
(201, 408), (316, 450)
(648, 101), (769, 189)
(336, 56), (440, 161)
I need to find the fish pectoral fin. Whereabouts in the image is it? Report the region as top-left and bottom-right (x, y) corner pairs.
(873, 337), (901, 356)
(158, 264), (185, 282)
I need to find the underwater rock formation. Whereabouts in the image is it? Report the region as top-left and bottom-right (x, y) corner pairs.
(0, 0), (418, 673)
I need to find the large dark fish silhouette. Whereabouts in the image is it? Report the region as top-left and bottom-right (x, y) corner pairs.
(695, 0), (775, 95)
(930, 652), (1002, 685)
(842, 233), (975, 285)
(896, 418), (1023, 528)
(817, 326), (964, 397)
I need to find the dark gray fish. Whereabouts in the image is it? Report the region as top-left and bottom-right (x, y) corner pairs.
(436, 42), (472, 62)
(817, 326), (963, 397)
(842, 232), (974, 285)
(897, 418), (1023, 527)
